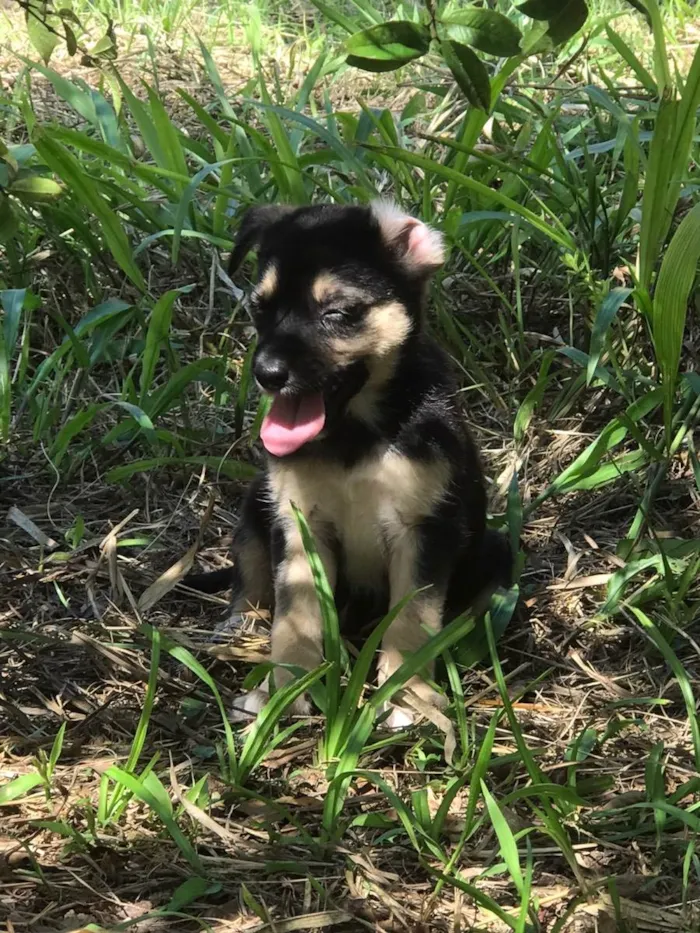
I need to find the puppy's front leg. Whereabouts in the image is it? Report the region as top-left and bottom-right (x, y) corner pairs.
(237, 518), (336, 718)
(378, 527), (448, 729)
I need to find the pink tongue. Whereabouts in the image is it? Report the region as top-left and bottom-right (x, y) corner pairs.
(260, 393), (326, 456)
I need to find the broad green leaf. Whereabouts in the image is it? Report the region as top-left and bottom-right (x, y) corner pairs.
(144, 81), (189, 183)
(346, 21), (430, 73)
(91, 32), (117, 59)
(0, 195), (18, 242)
(25, 0), (59, 64)
(114, 401), (155, 434)
(639, 42), (700, 291)
(517, 0), (588, 45)
(535, 387), (662, 506)
(148, 357), (223, 419)
(514, 350), (554, 441)
(141, 771), (173, 818)
(441, 9), (523, 57)
(9, 174), (62, 201)
(600, 555), (665, 616)
(106, 456), (257, 484)
(0, 288), (25, 354)
(566, 727), (598, 763)
(20, 58), (121, 149)
(440, 40), (491, 112)
(638, 96), (680, 291)
(254, 77), (306, 203)
(76, 299), (133, 336)
(653, 201), (700, 442)
(166, 877), (215, 911)
(196, 37), (235, 118)
(454, 585), (517, 669)
(51, 404), (100, 466)
(0, 772), (44, 804)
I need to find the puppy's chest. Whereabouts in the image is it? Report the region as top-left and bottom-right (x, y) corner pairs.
(270, 450), (448, 587)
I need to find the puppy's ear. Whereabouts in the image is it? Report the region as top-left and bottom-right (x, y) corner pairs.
(370, 201), (445, 276)
(227, 205), (292, 278)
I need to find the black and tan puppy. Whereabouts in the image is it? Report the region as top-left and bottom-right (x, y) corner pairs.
(187, 201), (512, 727)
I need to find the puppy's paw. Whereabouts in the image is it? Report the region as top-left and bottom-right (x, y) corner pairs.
(230, 687), (268, 723)
(382, 704), (417, 731)
(230, 682), (312, 723)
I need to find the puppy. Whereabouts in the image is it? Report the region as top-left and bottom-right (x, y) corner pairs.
(186, 201), (512, 727)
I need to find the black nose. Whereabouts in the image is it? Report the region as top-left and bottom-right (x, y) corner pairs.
(253, 351), (289, 392)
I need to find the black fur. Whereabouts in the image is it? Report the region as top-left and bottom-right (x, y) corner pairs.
(185, 202), (512, 688)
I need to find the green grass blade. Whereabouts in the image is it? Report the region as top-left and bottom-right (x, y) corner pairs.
(364, 145), (573, 248)
(237, 663), (331, 784)
(631, 606), (700, 769)
(652, 201), (700, 445)
(0, 772), (44, 804)
(0, 288), (25, 439)
(157, 631), (238, 781)
(587, 287), (632, 386)
(480, 780), (524, 895)
(140, 290), (179, 403)
(105, 765), (202, 871)
(106, 625), (161, 816)
(605, 25), (656, 92)
(328, 589), (421, 759)
(106, 457), (257, 483)
(32, 130), (145, 290)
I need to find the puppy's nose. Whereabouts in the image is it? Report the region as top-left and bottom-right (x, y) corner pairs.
(253, 352), (289, 392)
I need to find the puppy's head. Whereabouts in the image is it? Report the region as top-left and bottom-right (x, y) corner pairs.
(229, 202), (444, 457)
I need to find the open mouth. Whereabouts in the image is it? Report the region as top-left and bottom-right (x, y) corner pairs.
(260, 392), (326, 457)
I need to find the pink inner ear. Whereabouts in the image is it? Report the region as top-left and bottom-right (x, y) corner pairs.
(405, 219), (444, 270)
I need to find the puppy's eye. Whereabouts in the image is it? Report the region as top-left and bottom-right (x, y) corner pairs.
(322, 308), (347, 321)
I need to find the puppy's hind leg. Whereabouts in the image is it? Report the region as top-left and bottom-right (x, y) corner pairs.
(445, 527), (514, 622)
(217, 475), (275, 636)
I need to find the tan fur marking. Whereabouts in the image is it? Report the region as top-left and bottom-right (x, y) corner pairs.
(330, 301), (411, 367)
(312, 271), (341, 304)
(260, 451), (453, 708)
(377, 531), (445, 709)
(254, 264), (279, 301)
(312, 272), (370, 306)
(233, 536), (272, 611)
(268, 451), (450, 620)
(265, 468), (338, 689)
